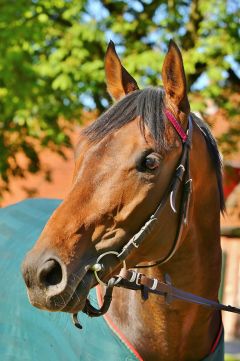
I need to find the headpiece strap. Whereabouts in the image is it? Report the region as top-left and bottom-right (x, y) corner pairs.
(165, 109), (187, 142)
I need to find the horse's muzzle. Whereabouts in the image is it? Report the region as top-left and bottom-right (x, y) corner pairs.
(21, 249), (92, 312)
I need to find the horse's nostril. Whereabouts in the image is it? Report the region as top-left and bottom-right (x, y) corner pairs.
(38, 259), (63, 287)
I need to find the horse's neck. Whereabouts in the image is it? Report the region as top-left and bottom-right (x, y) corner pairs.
(108, 229), (222, 361)
(108, 127), (222, 361)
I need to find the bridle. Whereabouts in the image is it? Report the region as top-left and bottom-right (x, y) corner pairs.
(72, 108), (192, 326)
(71, 110), (240, 329)
(117, 109), (193, 267)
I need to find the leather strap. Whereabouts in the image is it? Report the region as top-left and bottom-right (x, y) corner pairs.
(118, 115), (193, 266)
(117, 269), (240, 314)
(165, 109), (188, 142)
(73, 265), (240, 328)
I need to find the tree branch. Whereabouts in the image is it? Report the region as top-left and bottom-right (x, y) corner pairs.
(182, 0), (203, 50)
(227, 68), (240, 89)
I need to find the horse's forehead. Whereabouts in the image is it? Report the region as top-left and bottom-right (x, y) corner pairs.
(112, 121), (151, 150)
(76, 121), (152, 164)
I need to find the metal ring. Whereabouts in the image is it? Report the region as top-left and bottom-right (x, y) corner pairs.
(91, 251), (126, 286)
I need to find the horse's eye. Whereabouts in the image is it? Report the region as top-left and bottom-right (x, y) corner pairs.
(144, 154), (160, 171)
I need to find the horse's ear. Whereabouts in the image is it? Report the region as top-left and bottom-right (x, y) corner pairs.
(105, 41), (139, 101)
(162, 40), (190, 114)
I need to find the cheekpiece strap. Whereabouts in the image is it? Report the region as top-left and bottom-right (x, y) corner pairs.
(165, 109), (187, 142)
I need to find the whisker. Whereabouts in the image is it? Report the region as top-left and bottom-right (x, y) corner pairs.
(60, 294), (68, 308)
(67, 284), (81, 304)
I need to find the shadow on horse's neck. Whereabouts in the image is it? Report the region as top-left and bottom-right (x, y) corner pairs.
(107, 122), (222, 361)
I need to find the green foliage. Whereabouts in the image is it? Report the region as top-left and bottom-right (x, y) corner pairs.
(0, 0), (239, 196)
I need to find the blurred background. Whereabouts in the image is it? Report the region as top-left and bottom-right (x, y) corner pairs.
(0, 0), (239, 357)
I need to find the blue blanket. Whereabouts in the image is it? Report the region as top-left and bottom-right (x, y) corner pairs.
(0, 199), (140, 361)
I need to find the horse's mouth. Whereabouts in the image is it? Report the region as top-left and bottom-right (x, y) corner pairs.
(60, 270), (97, 313)
(27, 268), (97, 314)
(60, 255), (121, 313)
(26, 252), (118, 314)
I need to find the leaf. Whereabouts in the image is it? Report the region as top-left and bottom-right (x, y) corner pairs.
(52, 73), (72, 90)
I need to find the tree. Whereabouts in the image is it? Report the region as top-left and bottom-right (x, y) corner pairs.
(0, 0), (239, 197)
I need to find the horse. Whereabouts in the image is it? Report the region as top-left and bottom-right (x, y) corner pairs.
(22, 40), (225, 361)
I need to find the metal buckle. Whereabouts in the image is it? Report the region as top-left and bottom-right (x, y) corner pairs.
(150, 278), (158, 290)
(129, 271), (137, 282)
(136, 273), (142, 286)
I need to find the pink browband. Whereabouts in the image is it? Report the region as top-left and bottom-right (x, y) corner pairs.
(165, 109), (187, 142)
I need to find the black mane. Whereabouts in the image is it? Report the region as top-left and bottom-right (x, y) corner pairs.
(83, 87), (225, 212)
(84, 88), (169, 151)
(191, 113), (225, 212)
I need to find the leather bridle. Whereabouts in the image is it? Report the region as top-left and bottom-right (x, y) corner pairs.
(91, 109), (193, 272)
(71, 110), (240, 329)
(118, 111), (193, 267)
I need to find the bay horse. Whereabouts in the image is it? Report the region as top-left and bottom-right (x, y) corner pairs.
(22, 40), (225, 361)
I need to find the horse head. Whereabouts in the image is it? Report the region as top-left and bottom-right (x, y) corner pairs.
(21, 41), (220, 318)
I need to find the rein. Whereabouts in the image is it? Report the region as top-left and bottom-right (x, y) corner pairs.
(73, 268), (240, 329)
(72, 110), (240, 329)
